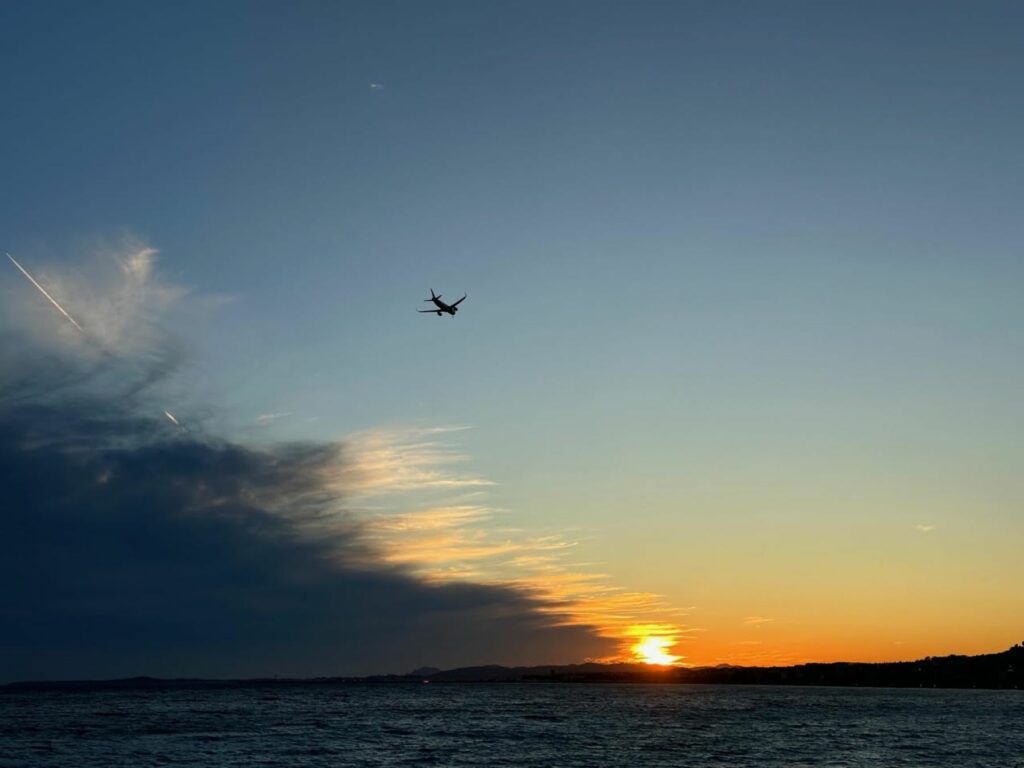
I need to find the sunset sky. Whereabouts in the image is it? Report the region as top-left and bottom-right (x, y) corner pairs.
(2, 1), (1022, 680)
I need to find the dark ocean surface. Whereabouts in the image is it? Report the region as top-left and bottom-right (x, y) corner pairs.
(1, 683), (1022, 767)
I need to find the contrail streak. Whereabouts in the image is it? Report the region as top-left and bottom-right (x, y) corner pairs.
(6, 253), (85, 333)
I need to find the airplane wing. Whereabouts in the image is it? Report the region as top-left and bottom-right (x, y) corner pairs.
(418, 309), (440, 313)
(450, 294), (467, 307)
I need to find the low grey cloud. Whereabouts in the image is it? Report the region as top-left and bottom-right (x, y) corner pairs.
(0, 402), (609, 681)
(0, 245), (612, 682)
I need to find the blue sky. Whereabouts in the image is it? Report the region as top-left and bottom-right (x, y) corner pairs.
(2, 1), (1023, 673)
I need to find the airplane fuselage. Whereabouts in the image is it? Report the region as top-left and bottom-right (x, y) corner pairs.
(420, 290), (466, 317)
(431, 298), (458, 315)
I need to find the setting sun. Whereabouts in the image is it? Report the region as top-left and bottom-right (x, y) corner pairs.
(632, 636), (682, 666)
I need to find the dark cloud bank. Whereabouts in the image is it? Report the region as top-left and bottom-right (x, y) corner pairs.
(0, 342), (611, 682)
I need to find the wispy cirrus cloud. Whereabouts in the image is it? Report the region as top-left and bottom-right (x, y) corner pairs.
(340, 427), (495, 495)
(348, 427), (696, 663)
(1, 238), (189, 407)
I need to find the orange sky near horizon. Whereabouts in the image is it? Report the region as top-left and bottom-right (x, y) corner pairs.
(349, 427), (1023, 669)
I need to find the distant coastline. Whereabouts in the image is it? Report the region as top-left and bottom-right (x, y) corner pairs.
(5, 644), (1022, 691)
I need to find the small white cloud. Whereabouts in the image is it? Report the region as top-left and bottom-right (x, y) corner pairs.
(369, 83), (384, 90)
(915, 524), (935, 533)
(256, 412), (291, 426)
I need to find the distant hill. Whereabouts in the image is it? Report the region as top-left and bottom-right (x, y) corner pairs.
(5, 645), (1022, 691)
(675, 645), (1024, 689)
(387, 644), (1024, 689)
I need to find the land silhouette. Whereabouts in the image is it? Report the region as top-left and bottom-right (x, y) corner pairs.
(6, 645), (1022, 691)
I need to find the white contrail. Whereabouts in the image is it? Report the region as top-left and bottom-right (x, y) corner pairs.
(163, 410), (180, 427)
(6, 253), (85, 333)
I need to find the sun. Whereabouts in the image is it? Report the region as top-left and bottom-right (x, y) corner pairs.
(632, 635), (681, 666)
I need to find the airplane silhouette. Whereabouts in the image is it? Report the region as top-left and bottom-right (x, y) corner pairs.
(419, 289), (466, 316)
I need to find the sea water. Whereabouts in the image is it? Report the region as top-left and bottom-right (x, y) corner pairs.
(2, 683), (1021, 767)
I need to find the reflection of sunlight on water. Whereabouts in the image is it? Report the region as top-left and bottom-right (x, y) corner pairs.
(6, 684), (1019, 766)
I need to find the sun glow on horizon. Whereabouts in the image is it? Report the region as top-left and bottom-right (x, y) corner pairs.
(631, 634), (682, 666)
